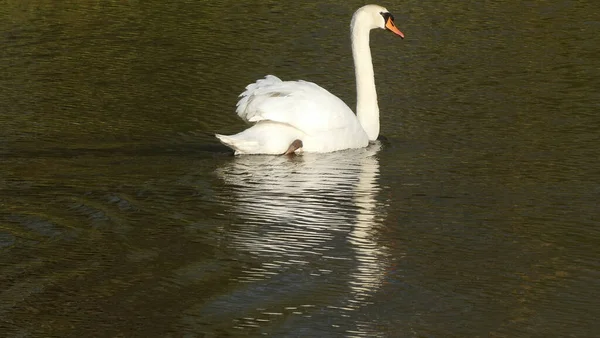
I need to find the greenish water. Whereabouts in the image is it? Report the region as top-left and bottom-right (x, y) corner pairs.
(1, 1), (599, 336)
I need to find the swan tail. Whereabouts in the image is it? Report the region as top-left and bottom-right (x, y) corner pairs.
(215, 133), (258, 155)
(215, 122), (304, 155)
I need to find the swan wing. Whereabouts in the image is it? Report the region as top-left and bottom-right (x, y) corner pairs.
(236, 75), (357, 134)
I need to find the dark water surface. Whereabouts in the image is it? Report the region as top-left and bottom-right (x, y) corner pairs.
(1, 1), (599, 336)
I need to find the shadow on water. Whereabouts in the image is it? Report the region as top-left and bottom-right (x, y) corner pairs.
(0, 138), (233, 159)
(180, 143), (391, 336)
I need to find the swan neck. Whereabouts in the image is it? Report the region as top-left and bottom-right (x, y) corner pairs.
(352, 19), (379, 141)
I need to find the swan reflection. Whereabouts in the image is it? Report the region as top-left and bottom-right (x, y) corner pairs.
(216, 143), (389, 334)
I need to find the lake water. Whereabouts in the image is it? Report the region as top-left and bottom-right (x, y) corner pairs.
(1, 1), (599, 336)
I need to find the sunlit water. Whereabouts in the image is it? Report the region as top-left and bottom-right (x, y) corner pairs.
(1, 1), (599, 336)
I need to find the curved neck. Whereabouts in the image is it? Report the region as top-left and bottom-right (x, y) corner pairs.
(351, 18), (379, 141)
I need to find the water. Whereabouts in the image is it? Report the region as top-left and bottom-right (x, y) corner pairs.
(1, 1), (599, 336)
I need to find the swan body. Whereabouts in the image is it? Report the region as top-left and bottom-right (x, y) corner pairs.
(216, 5), (404, 155)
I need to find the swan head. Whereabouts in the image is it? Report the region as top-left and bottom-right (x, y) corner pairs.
(352, 4), (404, 38)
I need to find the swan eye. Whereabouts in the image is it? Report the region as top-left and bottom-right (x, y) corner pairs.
(380, 12), (395, 23)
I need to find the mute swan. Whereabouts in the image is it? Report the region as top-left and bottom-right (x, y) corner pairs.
(215, 4), (404, 155)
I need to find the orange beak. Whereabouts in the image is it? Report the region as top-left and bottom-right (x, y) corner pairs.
(385, 17), (405, 39)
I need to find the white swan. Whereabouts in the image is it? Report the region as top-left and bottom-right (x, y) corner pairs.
(215, 4), (404, 155)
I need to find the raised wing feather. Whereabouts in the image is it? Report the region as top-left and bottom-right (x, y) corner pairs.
(236, 75), (356, 135)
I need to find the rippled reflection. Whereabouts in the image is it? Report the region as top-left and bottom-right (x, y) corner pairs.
(214, 143), (388, 335)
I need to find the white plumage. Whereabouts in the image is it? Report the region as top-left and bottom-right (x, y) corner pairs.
(215, 5), (404, 155)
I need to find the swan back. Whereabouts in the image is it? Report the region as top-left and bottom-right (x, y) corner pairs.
(236, 75), (362, 135)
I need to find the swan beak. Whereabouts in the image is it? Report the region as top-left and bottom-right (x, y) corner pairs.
(385, 17), (405, 39)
